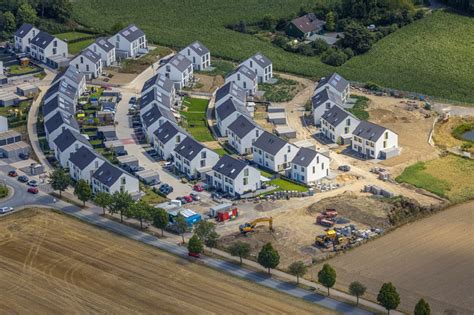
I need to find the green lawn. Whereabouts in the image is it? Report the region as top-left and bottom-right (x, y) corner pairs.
(72, 3), (474, 104)
(0, 185), (8, 199)
(183, 97), (209, 112)
(396, 154), (474, 203)
(55, 31), (94, 41)
(259, 75), (303, 102)
(180, 97), (214, 142)
(213, 148), (227, 156)
(200, 59), (236, 77)
(68, 38), (96, 54)
(268, 178), (308, 192)
(9, 65), (38, 75)
(347, 95), (369, 120)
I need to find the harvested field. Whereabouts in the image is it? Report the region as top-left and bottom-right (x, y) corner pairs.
(0, 208), (335, 314)
(322, 201), (474, 315)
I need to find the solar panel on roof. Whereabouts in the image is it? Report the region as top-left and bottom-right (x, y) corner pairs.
(158, 81), (164, 87)
(123, 30), (130, 36)
(172, 59), (179, 65)
(130, 26), (137, 32)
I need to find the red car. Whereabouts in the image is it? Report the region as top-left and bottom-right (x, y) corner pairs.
(192, 184), (204, 192)
(188, 252), (200, 258)
(27, 187), (39, 194)
(183, 195), (193, 203)
(8, 170), (18, 177)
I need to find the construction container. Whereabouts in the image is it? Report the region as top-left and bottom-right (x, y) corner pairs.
(210, 203), (238, 221)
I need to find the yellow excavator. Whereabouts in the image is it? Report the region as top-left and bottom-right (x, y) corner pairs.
(315, 230), (348, 250)
(239, 217), (273, 234)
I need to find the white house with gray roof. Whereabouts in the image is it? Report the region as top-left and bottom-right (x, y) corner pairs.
(44, 111), (80, 150)
(69, 146), (106, 184)
(173, 136), (219, 179)
(53, 128), (91, 168)
(109, 24), (148, 59)
(141, 104), (177, 143)
(44, 78), (79, 105)
(352, 120), (399, 159)
(157, 54), (194, 89)
(153, 121), (187, 160)
(141, 73), (176, 105)
(315, 73), (350, 104)
(215, 82), (247, 108)
(320, 105), (359, 144)
(88, 38), (116, 66)
(227, 115), (262, 155)
(288, 147), (330, 185)
(92, 161), (139, 195)
(42, 94), (75, 122)
(139, 88), (172, 115)
(252, 131), (297, 172)
(225, 65), (258, 96)
(69, 49), (103, 79)
(52, 66), (87, 97)
(14, 23), (39, 53)
(29, 31), (68, 68)
(179, 41), (211, 71)
(209, 155), (261, 197)
(240, 53), (273, 83)
(312, 88), (343, 125)
(215, 98), (249, 137)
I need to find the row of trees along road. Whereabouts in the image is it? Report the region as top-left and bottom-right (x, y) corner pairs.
(50, 168), (432, 314)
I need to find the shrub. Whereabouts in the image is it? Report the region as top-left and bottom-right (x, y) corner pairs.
(343, 47), (354, 58)
(365, 81), (383, 91)
(321, 48), (348, 66)
(415, 10), (425, 20)
(312, 38), (330, 55)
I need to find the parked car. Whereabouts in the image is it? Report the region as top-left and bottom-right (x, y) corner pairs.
(0, 207), (13, 214)
(18, 175), (29, 183)
(159, 183), (174, 195)
(129, 96), (137, 105)
(193, 184), (204, 192)
(27, 180), (38, 187)
(182, 195), (193, 203)
(211, 192), (222, 200)
(27, 187), (39, 194)
(190, 193), (201, 201)
(163, 161), (173, 168)
(8, 170), (18, 177)
(188, 252), (200, 258)
(338, 165), (351, 172)
(176, 196), (187, 204)
(19, 152), (29, 160)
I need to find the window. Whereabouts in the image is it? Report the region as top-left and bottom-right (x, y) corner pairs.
(321, 163), (325, 170)
(176, 135), (180, 143)
(243, 177), (248, 185)
(287, 145), (291, 152)
(294, 165), (297, 169)
(116, 35), (120, 42)
(166, 65), (170, 72)
(200, 160), (205, 167)
(121, 177), (126, 185)
(187, 48), (190, 56)
(201, 151), (206, 159)
(244, 168), (249, 176)
(385, 132), (388, 139)
(86, 65), (89, 71)
(383, 141), (387, 148)
(243, 82), (246, 89)
(301, 166), (304, 172)
(346, 118), (351, 126)
(250, 60), (253, 67)
(237, 74), (240, 81)
(316, 156), (319, 164)
(80, 57), (84, 64)
(326, 103), (330, 109)
(313, 166), (315, 173)
(53, 40), (57, 47)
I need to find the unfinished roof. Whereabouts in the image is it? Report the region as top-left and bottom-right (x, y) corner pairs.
(291, 147), (318, 167)
(353, 120), (391, 142)
(290, 13), (326, 34)
(118, 24), (145, 42)
(212, 155), (247, 180)
(31, 31), (56, 49)
(321, 105), (354, 127)
(228, 115), (259, 139)
(69, 146), (104, 170)
(215, 82), (247, 105)
(14, 23), (36, 38)
(227, 65), (257, 80)
(173, 136), (205, 160)
(253, 131), (288, 155)
(166, 53), (192, 72)
(312, 88), (342, 109)
(186, 41), (210, 56)
(316, 73), (350, 94)
(53, 128), (91, 152)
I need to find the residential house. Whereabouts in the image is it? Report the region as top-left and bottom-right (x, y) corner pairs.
(286, 13), (326, 39)
(315, 73), (350, 104)
(252, 131), (297, 172)
(225, 65), (257, 96)
(88, 38), (116, 67)
(14, 23), (39, 53)
(173, 136), (219, 179)
(352, 120), (399, 159)
(240, 53), (273, 83)
(153, 121), (187, 160)
(141, 73), (176, 105)
(215, 81), (247, 108)
(92, 162), (140, 195)
(109, 24), (148, 59)
(157, 54), (193, 90)
(141, 104), (176, 143)
(70, 49), (103, 79)
(312, 88), (343, 125)
(44, 111), (80, 150)
(179, 41), (211, 70)
(29, 31), (68, 68)
(209, 155), (261, 197)
(69, 146), (105, 184)
(43, 79), (78, 105)
(215, 97), (249, 137)
(289, 147), (330, 185)
(53, 129), (91, 168)
(139, 87), (172, 114)
(227, 115), (262, 155)
(52, 65), (87, 97)
(320, 105), (359, 144)
(42, 94), (75, 122)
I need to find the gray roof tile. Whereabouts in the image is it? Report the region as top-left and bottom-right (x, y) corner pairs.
(312, 88), (342, 109)
(212, 155), (247, 179)
(291, 147), (318, 167)
(142, 73), (174, 94)
(253, 131), (288, 155)
(216, 98), (248, 121)
(321, 105), (353, 127)
(153, 120), (186, 144)
(31, 31), (56, 49)
(92, 162), (126, 187)
(44, 111), (79, 134)
(249, 53), (271, 68)
(54, 128), (91, 152)
(173, 136), (205, 160)
(43, 94), (75, 117)
(227, 115), (259, 139)
(316, 73), (349, 94)
(15, 23), (35, 38)
(227, 65), (257, 80)
(215, 82), (246, 105)
(165, 53), (192, 72)
(117, 24), (145, 42)
(186, 41), (209, 56)
(353, 120), (390, 141)
(94, 38), (114, 52)
(69, 146), (104, 170)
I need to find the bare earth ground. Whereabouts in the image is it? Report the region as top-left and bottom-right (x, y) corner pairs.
(0, 208), (335, 314)
(193, 73), (224, 93)
(433, 116), (474, 153)
(323, 201), (474, 315)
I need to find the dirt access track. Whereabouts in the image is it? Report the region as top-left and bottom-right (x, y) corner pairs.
(324, 201), (474, 315)
(0, 208), (334, 314)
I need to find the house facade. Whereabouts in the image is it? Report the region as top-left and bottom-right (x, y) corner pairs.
(209, 155), (261, 197)
(173, 136), (219, 179)
(53, 129), (91, 168)
(215, 98), (249, 137)
(289, 147), (330, 185)
(320, 105), (359, 144)
(286, 13), (326, 39)
(70, 49), (103, 79)
(141, 105), (177, 143)
(141, 73), (176, 105)
(14, 23), (39, 53)
(352, 120), (399, 159)
(312, 88), (343, 125)
(69, 146), (106, 184)
(179, 41), (211, 71)
(215, 81), (247, 108)
(88, 38), (116, 67)
(29, 31), (68, 68)
(315, 73), (350, 104)
(225, 65), (257, 96)
(44, 111), (80, 150)
(252, 131), (297, 172)
(157, 54), (193, 90)
(227, 115), (262, 155)
(92, 162), (139, 195)
(240, 53), (273, 83)
(153, 121), (186, 160)
(109, 24), (147, 59)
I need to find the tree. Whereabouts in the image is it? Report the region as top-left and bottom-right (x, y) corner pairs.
(94, 191), (112, 215)
(152, 207), (169, 236)
(377, 282), (400, 314)
(111, 21), (126, 34)
(342, 21), (373, 54)
(312, 38), (330, 55)
(414, 298), (430, 315)
(17, 2), (37, 25)
(257, 242), (280, 274)
(3, 11), (16, 33)
(131, 200), (152, 230)
(321, 48), (348, 66)
(110, 191), (133, 223)
(325, 11), (336, 31)
(187, 234), (204, 254)
(174, 213), (188, 244)
(204, 231), (219, 253)
(318, 263), (337, 296)
(194, 220), (216, 241)
(74, 179), (92, 206)
(229, 241), (251, 265)
(261, 14), (276, 30)
(349, 281), (367, 305)
(288, 261), (308, 284)
(49, 168), (70, 197)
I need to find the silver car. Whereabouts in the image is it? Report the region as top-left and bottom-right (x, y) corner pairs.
(0, 207), (13, 214)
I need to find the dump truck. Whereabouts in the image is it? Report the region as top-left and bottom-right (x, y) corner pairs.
(239, 217), (273, 234)
(317, 215), (335, 227)
(322, 209), (338, 218)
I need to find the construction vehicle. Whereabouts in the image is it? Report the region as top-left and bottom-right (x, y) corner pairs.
(317, 215), (335, 227)
(322, 209), (338, 218)
(239, 217), (273, 234)
(315, 230), (349, 251)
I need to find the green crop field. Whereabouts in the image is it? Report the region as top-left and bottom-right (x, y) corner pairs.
(55, 31), (93, 41)
(72, 1), (474, 104)
(68, 38), (96, 54)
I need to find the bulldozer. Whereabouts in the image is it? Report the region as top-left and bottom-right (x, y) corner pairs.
(239, 217), (273, 234)
(315, 230), (348, 251)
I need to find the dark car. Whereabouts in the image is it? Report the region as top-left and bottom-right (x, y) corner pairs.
(8, 170), (18, 177)
(176, 196), (187, 204)
(159, 184), (174, 195)
(27, 180), (38, 187)
(190, 193), (201, 201)
(338, 165), (351, 172)
(27, 187), (39, 194)
(129, 96), (137, 105)
(211, 192), (222, 200)
(18, 175), (29, 183)
(19, 152), (29, 160)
